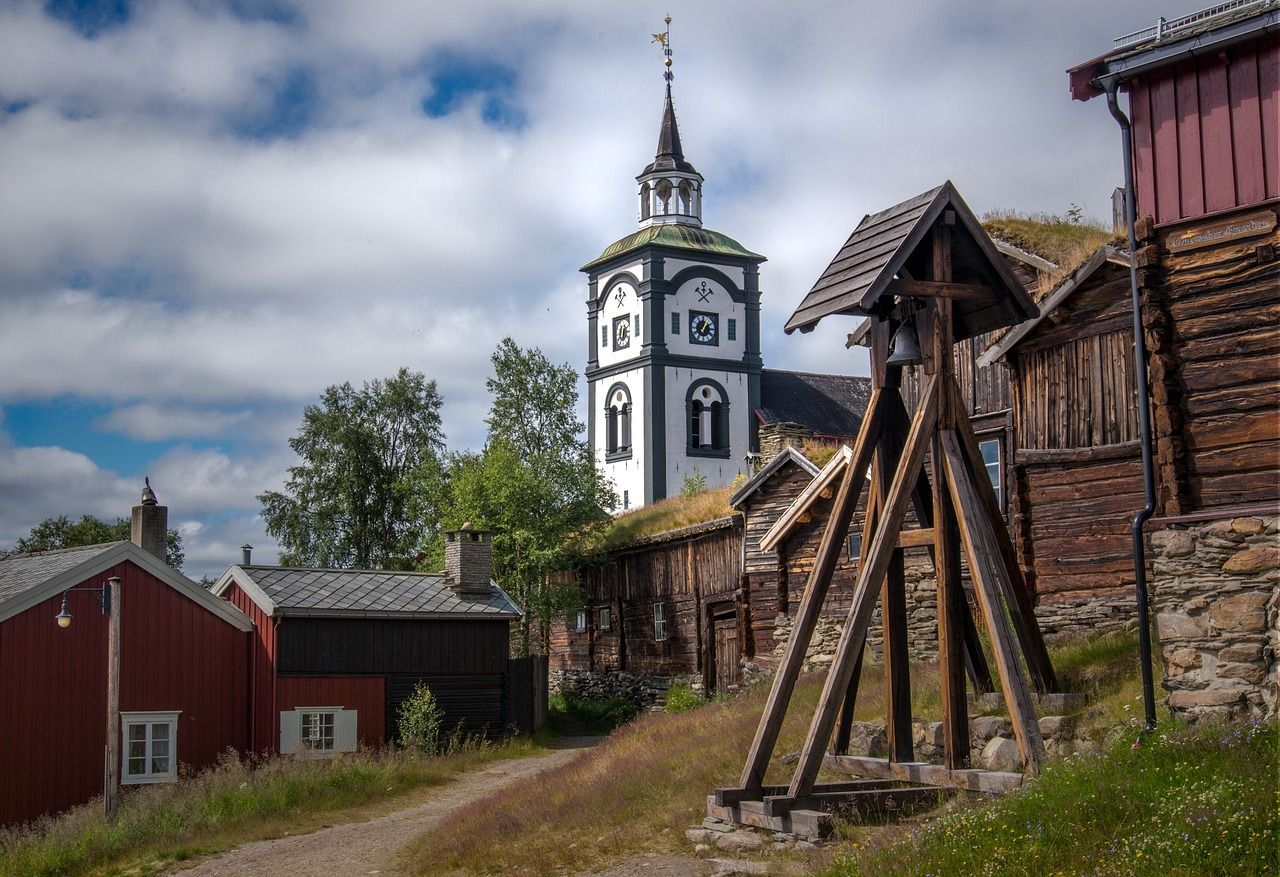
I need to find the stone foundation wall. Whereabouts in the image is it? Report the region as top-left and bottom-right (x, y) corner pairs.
(1149, 515), (1279, 721)
(549, 668), (701, 707)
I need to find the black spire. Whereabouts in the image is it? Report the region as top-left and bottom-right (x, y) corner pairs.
(641, 17), (698, 177)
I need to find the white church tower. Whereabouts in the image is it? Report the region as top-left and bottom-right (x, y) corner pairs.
(582, 19), (765, 510)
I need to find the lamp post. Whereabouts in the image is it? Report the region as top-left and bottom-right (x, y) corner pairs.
(56, 576), (121, 821)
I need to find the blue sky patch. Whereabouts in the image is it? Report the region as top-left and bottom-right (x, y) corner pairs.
(4, 401), (167, 475)
(44, 0), (130, 39)
(421, 59), (524, 130)
(3, 100), (34, 117)
(231, 66), (318, 141)
(225, 0), (300, 26)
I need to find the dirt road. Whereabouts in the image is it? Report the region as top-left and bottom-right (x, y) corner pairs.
(175, 738), (598, 877)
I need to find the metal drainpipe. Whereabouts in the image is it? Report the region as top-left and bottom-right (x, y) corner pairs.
(1105, 79), (1158, 734)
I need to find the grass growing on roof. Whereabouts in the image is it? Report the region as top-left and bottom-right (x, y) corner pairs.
(826, 720), (1278, 877)
(982, 211), (1117, 281)
(586, 486), (734, 549)
(0, 737), (546, 877)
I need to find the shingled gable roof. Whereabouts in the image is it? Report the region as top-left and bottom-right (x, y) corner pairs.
(214, 565), (521, 620)
(785, 181), (1036, 342)
(729, 447), (820, 509)
(757, 370), (872, 438)
(759, 445), (855, 552)
(976, 245), (1132, 368)
(0, 540), (252, 629)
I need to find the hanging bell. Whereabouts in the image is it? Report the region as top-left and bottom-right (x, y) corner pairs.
(886, 318), (922, 366)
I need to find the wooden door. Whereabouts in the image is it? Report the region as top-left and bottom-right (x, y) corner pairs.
(714, 617), (740, 693)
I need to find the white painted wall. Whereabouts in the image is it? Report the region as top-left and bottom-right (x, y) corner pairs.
(592, 367), (646, 512)
(663, 365), (750, 493)
(664, 259), (744, 290)
(596, 278), (643, 369)
(663, 275), (746, 360)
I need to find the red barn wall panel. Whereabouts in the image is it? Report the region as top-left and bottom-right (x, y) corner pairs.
(276, 676), (385, 748)
(0, 561), (249, 825)
(1131, 35), (1279, 226)
(224, 582), (277, 754)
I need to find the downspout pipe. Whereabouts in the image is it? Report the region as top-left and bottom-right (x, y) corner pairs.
(1104, 78), (1158, 733)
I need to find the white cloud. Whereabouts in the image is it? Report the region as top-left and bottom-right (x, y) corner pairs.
(95, 403), (252, 441)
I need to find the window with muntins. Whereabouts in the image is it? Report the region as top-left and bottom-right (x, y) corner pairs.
(654, 603), (668, 641)
(574, 610), (587, 632)
(598, 607), (612, 631)
(600, 325), (607, 347)
(687, 382), (729, 457)
(301, 711), (336, 752)
(727, 318), (737, 341)
(980, 437), (1004, 512)
(671, 312), (680, 335)
(122, 712), (179, 784)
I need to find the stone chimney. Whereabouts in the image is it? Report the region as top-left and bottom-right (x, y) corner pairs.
(131, 477), (168, 562)
(444, 523), (493, 596)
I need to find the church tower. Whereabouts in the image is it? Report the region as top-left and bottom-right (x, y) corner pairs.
(582, 18), (765, 510)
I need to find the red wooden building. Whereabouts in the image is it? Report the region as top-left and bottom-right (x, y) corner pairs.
(0, 493), (254, 825)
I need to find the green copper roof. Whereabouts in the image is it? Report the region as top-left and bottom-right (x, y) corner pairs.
(582, 224), (765, 271)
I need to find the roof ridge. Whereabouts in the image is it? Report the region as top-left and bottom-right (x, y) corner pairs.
(243, 564), (445, 577)
(0, 540), (126, 561)
(762, 368), (872, 382)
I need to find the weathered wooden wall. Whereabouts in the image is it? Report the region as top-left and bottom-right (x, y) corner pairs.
(548, 519), (742, 679)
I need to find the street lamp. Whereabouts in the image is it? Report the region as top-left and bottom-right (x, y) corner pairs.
(55, 576), (121, 821)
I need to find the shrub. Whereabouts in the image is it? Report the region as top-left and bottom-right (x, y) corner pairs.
(663, 683), (705, 714)
(680, 468), (707, 497)
(398, 683), (445, 754)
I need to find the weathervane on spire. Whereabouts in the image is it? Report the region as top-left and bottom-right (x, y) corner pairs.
(652, 14), (673, 85)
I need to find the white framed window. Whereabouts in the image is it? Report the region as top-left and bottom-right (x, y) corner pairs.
(280, 707), (357, 755)
(597, 606), (612, 632)
(979, 436), (1004, 512)
(121, 711), (180, 784)
(574, 610), (587, 632)
(654, 603), (668, 642)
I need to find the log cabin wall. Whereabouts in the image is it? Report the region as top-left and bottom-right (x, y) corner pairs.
(547, 519), (743, 694)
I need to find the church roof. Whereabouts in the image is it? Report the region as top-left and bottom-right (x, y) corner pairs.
(639, 85), (699, 177)
(757, 369), (873, 439)
(582, 224), (765, 272)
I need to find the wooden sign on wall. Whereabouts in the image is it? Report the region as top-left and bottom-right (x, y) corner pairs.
(1166, 209), (1277, 253)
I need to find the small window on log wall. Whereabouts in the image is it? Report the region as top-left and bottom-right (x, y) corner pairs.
(597, 607), (611, 632)
(980, 437), (1004, 512)
(574, 610), (586, 632)
(654, 603), (668, 641)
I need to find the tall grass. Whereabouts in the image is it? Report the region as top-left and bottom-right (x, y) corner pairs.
(589, 487), (734, 549)
(828, 721), (1278, 877)
(1, 738), (544, 877)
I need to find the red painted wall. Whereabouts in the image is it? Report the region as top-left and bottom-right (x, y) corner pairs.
(224, 582), (277, 754)
(0, 561), (250, 825)
(276, 676), (386, 748)
(1130, 34), (1279, 225)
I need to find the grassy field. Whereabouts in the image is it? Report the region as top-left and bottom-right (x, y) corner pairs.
(828, 720), (1278, 877)
(0, 737), (547, 877)
(406, 630), (1255, 877)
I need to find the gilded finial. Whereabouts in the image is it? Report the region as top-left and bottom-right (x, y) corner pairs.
(652, 15), (673, 84)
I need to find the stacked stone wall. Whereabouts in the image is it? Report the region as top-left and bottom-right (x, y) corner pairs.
(1149, 515), (1279, 721)
(549, 668), (701, 708)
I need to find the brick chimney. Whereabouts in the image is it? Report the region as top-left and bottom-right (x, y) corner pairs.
(131, 477), (168, 563)
(444, 523), (493, 596)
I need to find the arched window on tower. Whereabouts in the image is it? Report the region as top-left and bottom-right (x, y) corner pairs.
(605, 384), (633, 461)
(686, 380), (730, 458)
(678, 181), (692, 216)
(639, 183), (651, 221)
(656, 180), (672, 214)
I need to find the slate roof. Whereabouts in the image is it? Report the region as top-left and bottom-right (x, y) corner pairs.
(784, 181), (1036, 342)
(757, 369), (873, 438)
(230, 565), (522, 619)
(0, 542), (123, 605)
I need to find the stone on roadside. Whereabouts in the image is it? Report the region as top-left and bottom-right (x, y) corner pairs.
(971, 715), (1012, 740)
(981, 736), (1022, 773)
(695, 844), (711, 855)
(715, 829), (765, 852)
(686, 828), (714, 845)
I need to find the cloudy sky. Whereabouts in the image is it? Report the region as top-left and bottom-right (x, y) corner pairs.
(0, 0), (1173, 578)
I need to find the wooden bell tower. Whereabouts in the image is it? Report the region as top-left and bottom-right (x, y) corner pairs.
(711, 182), (1060, 837)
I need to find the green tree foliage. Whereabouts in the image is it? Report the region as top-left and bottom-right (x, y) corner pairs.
(444, 338), (615, 655)
(396, 682), (445, 754)
(260, 368), (447, 569)
(680, 468), (708, 497)
(10, 514), (185, 569)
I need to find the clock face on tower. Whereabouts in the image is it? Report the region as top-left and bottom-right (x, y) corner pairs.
(689, 310), (718, 346)
(612, 314), (631, 350)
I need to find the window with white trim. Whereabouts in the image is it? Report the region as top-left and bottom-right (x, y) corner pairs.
(979, 437), (1004, 512)
(654, 603), (668, 642)
(121, 711), (179, 784)
(598, 606), (612, 632)
(574, 610), (587, 632)
(279, 707), (357, 755)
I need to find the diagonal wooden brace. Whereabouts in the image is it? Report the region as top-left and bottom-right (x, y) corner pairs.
(787, 374), (940, 800)
(736, 390), (884, 793)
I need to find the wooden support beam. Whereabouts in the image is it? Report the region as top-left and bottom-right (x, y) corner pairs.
(787, 375), (940, 800)
(763, 785), (950, 819)
(714, 780), (895, 808)
(877, 391), (913, 764)
(948, 379), (1057, 694)
(895, 527), (936, 548)
(933, 429), (969, 769)
(705, 798), (832, 839)
(941, 431), (1045, 774)
(823, 754), (1026, 794)
(886, 278), (993, 300)
(737, 392), (884, 794)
